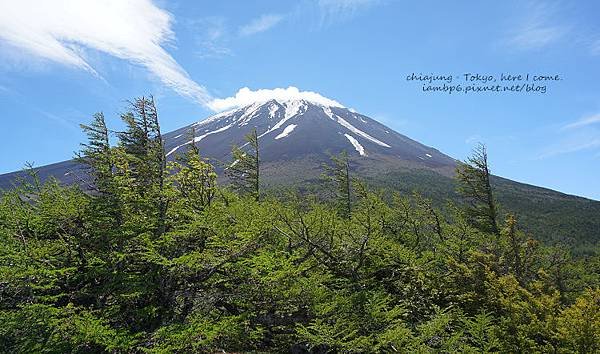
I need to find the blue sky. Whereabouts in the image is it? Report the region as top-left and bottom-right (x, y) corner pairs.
(0, 0), (599, 199)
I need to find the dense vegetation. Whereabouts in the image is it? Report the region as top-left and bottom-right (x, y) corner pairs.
(364, 168), (600, 253)
(1, 98), (599, 353)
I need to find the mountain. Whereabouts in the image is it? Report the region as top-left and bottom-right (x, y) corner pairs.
(0, 98), (458, 191)
(1, 97), (599, 248)
(161, 98), (457, 176)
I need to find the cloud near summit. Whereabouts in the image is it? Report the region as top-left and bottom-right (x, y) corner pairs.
(207, 87), (345, 112)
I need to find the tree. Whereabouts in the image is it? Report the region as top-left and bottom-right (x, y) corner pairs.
(77, 112), (112, 192)
(117, 96), (165, 191)
(77, 112), (124, 230)
(115, 96), (168, 235)
(323, 151), (352, 219)
(455, 143), (499, 237)
(168, 127), (217, 213)
(500, 214), (540, 285)
(226, 128), (260, 201)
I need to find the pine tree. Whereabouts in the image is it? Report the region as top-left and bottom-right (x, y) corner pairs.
(323, 151), (352, 218)
(142, 96), (167, 235)
(77, 112), (112, 193)
(114, 96), (168, 236)
(455, 143), (499, 236)
(117, 96), (165, 189)
(226, 128), (260, 201)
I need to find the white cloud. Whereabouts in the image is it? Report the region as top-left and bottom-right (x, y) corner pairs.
(36, 109), (80, 131)
(509, 26), (564, 49)
(539, 137), (600, 158)
(187, 17), (233, 59)
(317, 0), (378, 23)
(562, 114), (600, 130)
(208, 86), (344, 111)
(506, 1), (566, 50)
(239, 14), (284, 36)
(0, 0), (213, 106)
(539, 113), (600, 158)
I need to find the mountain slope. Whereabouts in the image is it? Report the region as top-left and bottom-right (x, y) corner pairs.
(1, 97), (598, 247)
(161, 99), (456, 174)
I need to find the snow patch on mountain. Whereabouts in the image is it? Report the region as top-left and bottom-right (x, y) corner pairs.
(238, 102), (262, 126)
(275, 124), (297, 140)
(283, 100), (306, 120)
(336, 116), (390, 148)
(194, 107), (239, 127)
(259, 100), (307, 138)
(344, 134), (366, 156)
(268, 102), (279, 118)
(193, 123), (233, 143)
(166, 123), (234, 157)
(166, 145), (181, 157)
(322, 107), (391, 148)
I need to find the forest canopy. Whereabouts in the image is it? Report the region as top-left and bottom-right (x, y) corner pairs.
(0, 97), (598, 353)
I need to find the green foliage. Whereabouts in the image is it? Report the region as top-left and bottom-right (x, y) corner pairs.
(556, 288), (600, 353)
(322, 151), (353, 218)
(456, 143), (500, 236)
(167, 132), (217, 216)
(227, 128), (260, 201)
(0, 98), (598, 353)
(77, 112), (113, 193)
(364, 165), (600, 251)
(461, 311), (500, 353)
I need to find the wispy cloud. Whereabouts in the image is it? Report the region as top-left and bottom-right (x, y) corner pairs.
(539, 137), (600, 158)
(317, 0), (378, 23)
(34, 109), (80, 132)
(0, 0), (213, 107)
(506, 1), (567, 50)
(562, 113), (600, 130)
(187, 17), (233, 59)
(239, 14), (284, 36)
(539, 113), (600, 158)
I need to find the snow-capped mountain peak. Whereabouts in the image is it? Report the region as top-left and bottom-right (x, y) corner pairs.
(162, 97), (453, 171)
